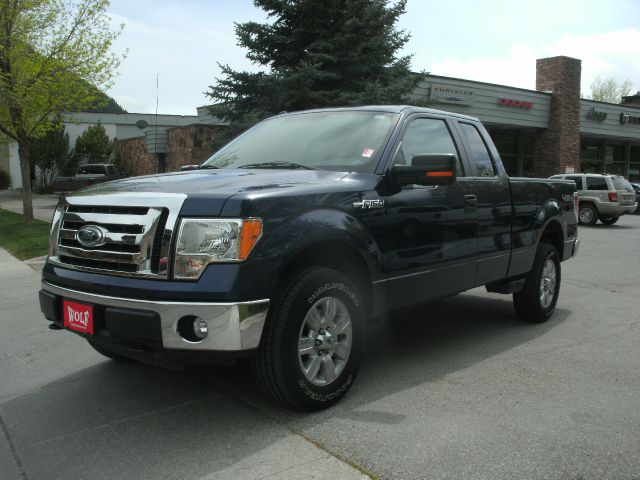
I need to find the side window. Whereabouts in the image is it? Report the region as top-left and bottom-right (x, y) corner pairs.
(107, 166), (115, 175)
(398, 118), (463, 175)
(459, 123), (495, 177)
(566, 175), (583, 188)
(586, 177), (607, 190)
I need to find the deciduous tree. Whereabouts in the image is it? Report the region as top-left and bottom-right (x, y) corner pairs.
(0, 0), (124, 222)
(589, 76), (634, 103)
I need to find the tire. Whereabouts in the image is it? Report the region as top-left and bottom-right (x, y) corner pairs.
(88, 339), (136, 363)
(599, 216), (619, 225)
(251, 267), (365, 410)
(578, 204), (598, 225)
(513, 243), (561, 323)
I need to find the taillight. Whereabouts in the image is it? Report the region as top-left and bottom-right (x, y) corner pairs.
(608, 192), (618, 202)
(573, 191), (579, 215)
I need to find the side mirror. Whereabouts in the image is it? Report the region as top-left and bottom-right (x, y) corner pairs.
(391, 154), (457, 187)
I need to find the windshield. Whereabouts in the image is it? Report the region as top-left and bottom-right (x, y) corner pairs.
(202, 111), (399, 173)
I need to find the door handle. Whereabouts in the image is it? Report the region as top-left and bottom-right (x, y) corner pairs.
(464, 194), (478, 207)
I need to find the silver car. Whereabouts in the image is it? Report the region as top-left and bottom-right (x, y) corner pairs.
(550, 173), (637, 225)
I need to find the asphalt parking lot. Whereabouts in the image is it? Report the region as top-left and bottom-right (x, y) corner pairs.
(1, 212), (639, 480)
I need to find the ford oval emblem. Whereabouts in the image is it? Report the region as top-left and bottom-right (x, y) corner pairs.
(76, 225), (106, 248)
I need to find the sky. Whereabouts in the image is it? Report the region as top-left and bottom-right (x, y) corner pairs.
(106, 0), (640, 116)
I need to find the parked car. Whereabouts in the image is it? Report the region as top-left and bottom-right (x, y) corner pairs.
(52, 164), (125, 193)
(40, 106), (580, 410)
(550, 173), (637, 225)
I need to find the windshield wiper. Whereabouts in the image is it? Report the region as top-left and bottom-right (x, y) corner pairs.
(238, 161), (315, 170)
(197, 165), (219, 169)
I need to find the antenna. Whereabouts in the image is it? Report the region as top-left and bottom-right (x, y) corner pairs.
(155, 73), (159, 172)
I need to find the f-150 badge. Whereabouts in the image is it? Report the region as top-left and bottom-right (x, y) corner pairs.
(353, 199), (384, 209)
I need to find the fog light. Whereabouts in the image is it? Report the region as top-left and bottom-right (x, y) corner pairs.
(194, 317), (208, 339)
(177, 315), (208, 343)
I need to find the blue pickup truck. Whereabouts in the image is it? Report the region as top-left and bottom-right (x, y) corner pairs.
(40, 106), (579, 410)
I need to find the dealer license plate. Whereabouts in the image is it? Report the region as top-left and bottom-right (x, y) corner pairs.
(63, 300), (94, 336)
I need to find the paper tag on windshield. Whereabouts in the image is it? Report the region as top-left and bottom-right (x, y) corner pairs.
(361, 148), (375, 158)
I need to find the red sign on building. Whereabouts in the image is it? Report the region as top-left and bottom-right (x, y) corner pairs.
(498, 98), (534, 109)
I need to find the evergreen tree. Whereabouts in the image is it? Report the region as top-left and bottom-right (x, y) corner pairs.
(206, 0), (420, 136)
(29, 124), (70, 190)
(73, 123), (113, 166)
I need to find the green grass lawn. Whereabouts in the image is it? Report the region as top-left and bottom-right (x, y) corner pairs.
(0, 209), (51, 260)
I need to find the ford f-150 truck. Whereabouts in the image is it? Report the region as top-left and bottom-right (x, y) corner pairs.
(40, 106), (580, 410)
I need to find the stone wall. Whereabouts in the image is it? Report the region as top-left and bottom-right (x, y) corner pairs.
(166, 125), (226, 171)
(115, 125), (227, 176)
(115, 137), (157, 177)
(534, 56), (582, 176)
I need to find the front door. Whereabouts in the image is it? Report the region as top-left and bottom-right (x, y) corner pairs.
(380, 115), (479, 309)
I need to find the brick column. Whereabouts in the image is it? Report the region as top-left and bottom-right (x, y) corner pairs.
(534, 56), (581, 176)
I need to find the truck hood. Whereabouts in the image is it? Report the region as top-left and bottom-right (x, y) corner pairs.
(71, 169), (351, 196)
(67, 169), (367, 216)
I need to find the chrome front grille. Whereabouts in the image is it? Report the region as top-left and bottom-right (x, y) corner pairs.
(49, 193), (187, 279)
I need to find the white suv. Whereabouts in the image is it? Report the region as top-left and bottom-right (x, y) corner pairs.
(550, 173), (637, 225)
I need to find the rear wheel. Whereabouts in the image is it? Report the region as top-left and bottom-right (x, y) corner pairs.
(251, 267), (365, 410)
(578, 204), (598, 225)
(513, 243), (561, 323)
(599, 216), (619, 225)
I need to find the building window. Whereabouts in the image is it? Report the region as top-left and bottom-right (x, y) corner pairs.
(629, 145), (640, 182)
(487, 129), (536, 177)
(581, 141), (601, 173)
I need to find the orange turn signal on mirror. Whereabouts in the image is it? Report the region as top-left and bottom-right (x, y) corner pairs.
(425, 171), (454, 177)
(239, 219), (263, 260)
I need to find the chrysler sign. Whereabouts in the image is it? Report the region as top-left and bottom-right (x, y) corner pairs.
(429, 84), (474, 106)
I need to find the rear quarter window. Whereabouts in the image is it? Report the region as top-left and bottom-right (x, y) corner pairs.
(459, 123), (495, 177)
(612, 176), (632, 190)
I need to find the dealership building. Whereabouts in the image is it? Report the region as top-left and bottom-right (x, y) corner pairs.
(2, 55), (640, 188)
(410, 55), (640, 182)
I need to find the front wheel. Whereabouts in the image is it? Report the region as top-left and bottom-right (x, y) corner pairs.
(251, 267), (365, 410)
(513, 243), (561, 323)
(599, 216), (619, 225)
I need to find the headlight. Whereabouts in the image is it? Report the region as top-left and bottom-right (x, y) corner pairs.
(174, 218), (262, 279)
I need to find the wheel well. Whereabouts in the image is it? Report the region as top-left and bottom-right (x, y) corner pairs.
(279, 241), (373, 315)
(539, 220), (564, 258)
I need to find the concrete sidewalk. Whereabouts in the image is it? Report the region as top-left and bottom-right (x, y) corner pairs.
(0, 247), (369, 480)
(0, 190), (58, 223)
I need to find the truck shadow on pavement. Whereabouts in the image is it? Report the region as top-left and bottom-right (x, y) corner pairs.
(2, 292), (568, 479)
(239, 291), (569, 427)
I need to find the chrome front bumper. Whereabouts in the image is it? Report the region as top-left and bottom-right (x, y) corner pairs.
(41, 282), (269, 351)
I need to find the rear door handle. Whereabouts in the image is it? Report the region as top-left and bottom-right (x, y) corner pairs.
(464, 194), (478, 207)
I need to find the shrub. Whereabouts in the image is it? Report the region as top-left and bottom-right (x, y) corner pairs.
(0, 168), (10, 189)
